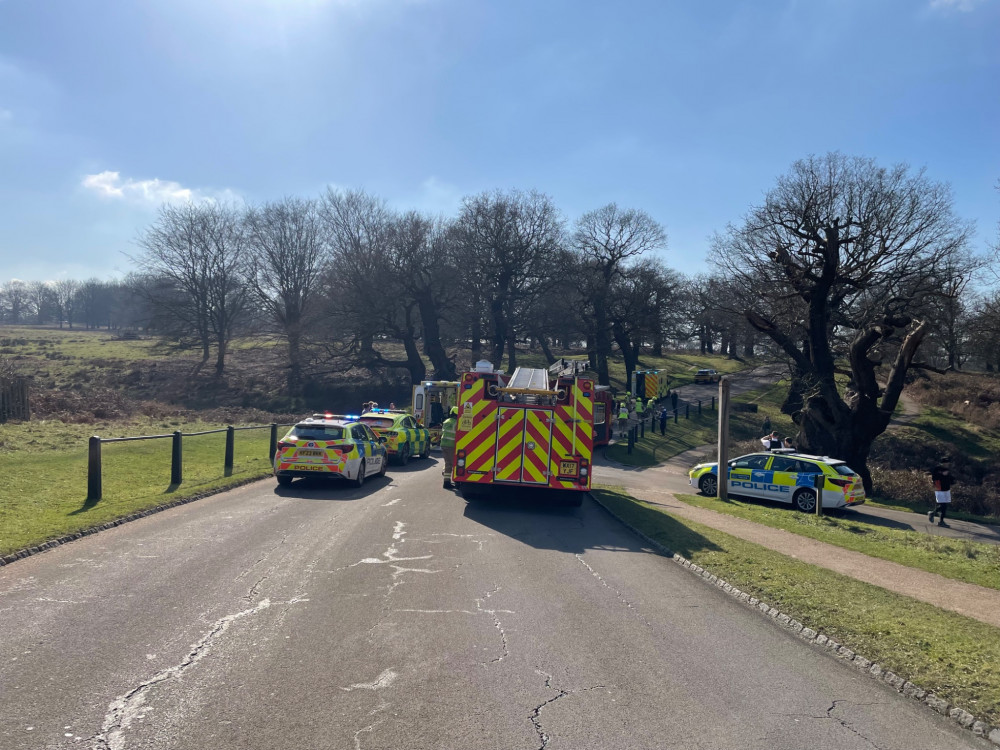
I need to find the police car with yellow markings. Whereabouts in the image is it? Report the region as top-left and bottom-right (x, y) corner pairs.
(689, 448), (865, 512)
(359, 408), (431, 465)
(273, 415), (387, 487)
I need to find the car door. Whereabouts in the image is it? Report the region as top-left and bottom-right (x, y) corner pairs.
(767, 455), (802, 505)
(728, 454), (770, 498)
(359, 425), (382, 469)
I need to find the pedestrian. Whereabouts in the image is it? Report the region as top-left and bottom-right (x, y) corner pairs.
(760, 431), (781, 450)
(440, 406), (458, 489)
(762, 415), (772, 435)
(928, 456), (954, 527)
(783, 437), (795, 450)
(670, 390), (678, 413)
(617, 401), (629, 439)
(389, 402), (396, 410)
(659, 406), (667, 436)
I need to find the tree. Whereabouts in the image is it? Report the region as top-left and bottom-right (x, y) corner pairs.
(133, 202), (251, 375)
(52, 280), (80, 328)
(454, 190), (565, 369)
(244, 197), (327, 396)
(712, 153), (971, 493)
(571, 204), (666, 385)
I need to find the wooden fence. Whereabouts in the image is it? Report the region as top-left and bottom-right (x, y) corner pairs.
(0, 377), (29, 423)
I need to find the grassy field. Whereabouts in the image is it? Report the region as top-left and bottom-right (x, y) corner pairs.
(672, 492), (1000, 590)
(594, 487), (1000, 726)
(0, 418), (278, 557)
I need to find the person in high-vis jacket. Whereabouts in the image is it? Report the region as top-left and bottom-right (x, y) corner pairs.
(617, 402), (629, 439)
(441, 406), (458, 488)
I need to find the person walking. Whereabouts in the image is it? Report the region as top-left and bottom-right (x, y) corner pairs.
(670, 390), (678, 414)
(928, 456), (954, 527)
(440, 406), (458, 489)
(658, 406), (667, 436)
(617, 402), (629, 439)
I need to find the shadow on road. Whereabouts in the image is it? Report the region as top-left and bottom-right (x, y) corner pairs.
(461, 486), (722, 558)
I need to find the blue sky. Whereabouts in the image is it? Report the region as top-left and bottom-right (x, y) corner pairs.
(1, 0), (998, 282)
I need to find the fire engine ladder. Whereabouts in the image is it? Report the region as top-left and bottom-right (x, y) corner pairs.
(501, 367), (554, 405)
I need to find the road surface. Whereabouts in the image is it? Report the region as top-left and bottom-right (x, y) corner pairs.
(0, 459), (987, 749)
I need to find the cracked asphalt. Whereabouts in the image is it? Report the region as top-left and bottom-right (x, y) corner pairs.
(0, 456), (989, 749)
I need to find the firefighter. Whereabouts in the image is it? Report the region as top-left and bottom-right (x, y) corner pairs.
(617, 401), (629, 438)
(635, 397), (645, 423)
(441, 406), (458, 489)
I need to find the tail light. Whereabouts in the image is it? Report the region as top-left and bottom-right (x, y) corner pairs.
(829, 477), (852, 488)
(579, 457), (590, 481)
(456, 449), (466, 476)
(276, 441), (295, 451)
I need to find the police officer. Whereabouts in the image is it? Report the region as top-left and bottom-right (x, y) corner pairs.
(441, 406), (458, 489)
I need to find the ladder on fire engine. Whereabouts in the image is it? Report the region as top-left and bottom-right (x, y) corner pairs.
(503, 367), (554, 405)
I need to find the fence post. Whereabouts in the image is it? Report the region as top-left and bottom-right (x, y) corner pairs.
(269, 424), (278, 461)
(225, 426), (235, 475)
(627, 426), (633, 454)
(674, 408), (678, 424)
(171, 431), (183, 485)
(87, 436), (102, 501)
(685, 403), (690, 419)
(712, 396), (715, 410)
(640, 417), (645, 438)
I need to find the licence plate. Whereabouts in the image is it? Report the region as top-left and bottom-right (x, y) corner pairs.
(298, 450), (324, 457)
(558, 460), (578, 476)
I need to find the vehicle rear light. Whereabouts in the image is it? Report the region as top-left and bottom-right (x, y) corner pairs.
(277, 441), (295, 451)
(829, 478), (852, 488)
(456, 449), (466, 476)
(579, 457), (590, 480)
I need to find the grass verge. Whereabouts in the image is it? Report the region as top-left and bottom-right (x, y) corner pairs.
(0, 420), (277, 557)
(593, 486), (1000, 726)
(673, 493), (1000, 591)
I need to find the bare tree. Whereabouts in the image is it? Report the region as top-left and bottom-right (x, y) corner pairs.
(0, 280), (30, 324)
(454, 189), (565, 369)
(572, 204), (666, 385)
(52, 279), (80, 328)
(712, 153), (972, 492)
(133, 202), (251, 375)
(244, 197), (327, 396)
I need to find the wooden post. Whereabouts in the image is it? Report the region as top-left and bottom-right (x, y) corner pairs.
(718, 378), (730, 501)
(269, 424), (278, 461)
(225, 426), (235, 475)
(171, 431), (183, 485)
(87, 436), (102, 501)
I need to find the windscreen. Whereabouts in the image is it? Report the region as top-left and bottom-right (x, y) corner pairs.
(360, 417), (395, 430)
(289, 424), (345, 441)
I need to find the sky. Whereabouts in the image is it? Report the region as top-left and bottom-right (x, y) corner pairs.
(1, 0), (998, 283)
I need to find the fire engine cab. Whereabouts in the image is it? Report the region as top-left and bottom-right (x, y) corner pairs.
(452, 362), (594, 505)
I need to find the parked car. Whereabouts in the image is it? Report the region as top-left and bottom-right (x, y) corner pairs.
(359, 408), (431, 465)
(688, 448), (865, 512)
(273, 416), (387, 487)
(694, 368), (720, 384)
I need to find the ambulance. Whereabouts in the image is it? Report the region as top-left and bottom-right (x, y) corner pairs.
(411, 380), (460, 448)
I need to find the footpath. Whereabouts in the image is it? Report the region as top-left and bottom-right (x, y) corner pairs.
(593, 446), (1000, 630)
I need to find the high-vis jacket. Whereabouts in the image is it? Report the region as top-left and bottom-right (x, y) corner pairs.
(440, 417), (457, 449)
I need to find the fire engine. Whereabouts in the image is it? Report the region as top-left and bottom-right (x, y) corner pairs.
(451, 362), (594, 504)
(592, 385), (614, 447)
(411, 380), (460, 448)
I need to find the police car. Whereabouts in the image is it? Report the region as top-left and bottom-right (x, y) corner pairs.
(688, 448), (865, 512)
(273, 415), (388, 487)
(359, 408), (431, 465)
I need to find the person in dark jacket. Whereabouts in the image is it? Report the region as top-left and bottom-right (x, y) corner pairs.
(929, 456), (954, 527)
(659, 407), (667, 436)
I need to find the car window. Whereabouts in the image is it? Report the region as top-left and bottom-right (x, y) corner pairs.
(404, 417), (415, 429)
(832, 463), (858, 476)
(770, 456), (798, 472)
(290, 424), (344, 440)
(362, 425), (378, 441)
(351, 426), (368, 440)
(735, 455), (770, 470)
(360, 417), (395, 430)
(795, 460), (821, 474)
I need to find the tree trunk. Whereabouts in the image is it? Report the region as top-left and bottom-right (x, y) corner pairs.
(287, 326), (302, 397)
(416, 293), (455, 380)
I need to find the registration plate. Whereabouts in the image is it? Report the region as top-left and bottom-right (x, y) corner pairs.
(298, 449), (324, 457)
(558, 460), (578, 477)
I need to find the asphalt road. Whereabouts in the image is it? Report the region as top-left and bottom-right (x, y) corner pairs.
(0, 456), (987, 749)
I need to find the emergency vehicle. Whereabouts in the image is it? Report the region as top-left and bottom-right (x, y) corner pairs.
(688, 448), (866, 512)
(411, 380), (460, 448)
(359, 408), (431, 465)
(592, 385), (614, 447)
(631, 370), (668, 400)
(451, 362), (594, 504)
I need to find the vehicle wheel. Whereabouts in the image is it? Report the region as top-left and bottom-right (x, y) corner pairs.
(353, 461), (366, 488)
(398, 445), (410, 466)
(793, 488), (817, 513)
(276, 475), (292, 487)
(564, 492), (584, 508)
(377, 454), (387, 477)
(699, 474), (719, 497)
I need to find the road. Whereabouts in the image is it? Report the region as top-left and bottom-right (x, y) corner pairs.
(0, 458), (986, 749)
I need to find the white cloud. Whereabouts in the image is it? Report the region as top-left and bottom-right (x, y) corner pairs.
(80, 170), (240, 206)
(929, 0), (986, 11)
(0, 108), (12, 122)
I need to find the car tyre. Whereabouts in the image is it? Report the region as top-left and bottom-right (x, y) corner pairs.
(276, 474), (292, 487)
(564, 492), (584, 508)
(699, 474), (719, 497)
(353, 461), (366, 488)
(419, 440), (430, 459)
(398, 445), (410, 466)
(793, 488), (817, 513)
(377, 453), (387, 477)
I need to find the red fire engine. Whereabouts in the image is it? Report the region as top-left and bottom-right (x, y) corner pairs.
(451, 364), (594, 504)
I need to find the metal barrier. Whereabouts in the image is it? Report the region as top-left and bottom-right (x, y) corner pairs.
(87, 423), (293, 501)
